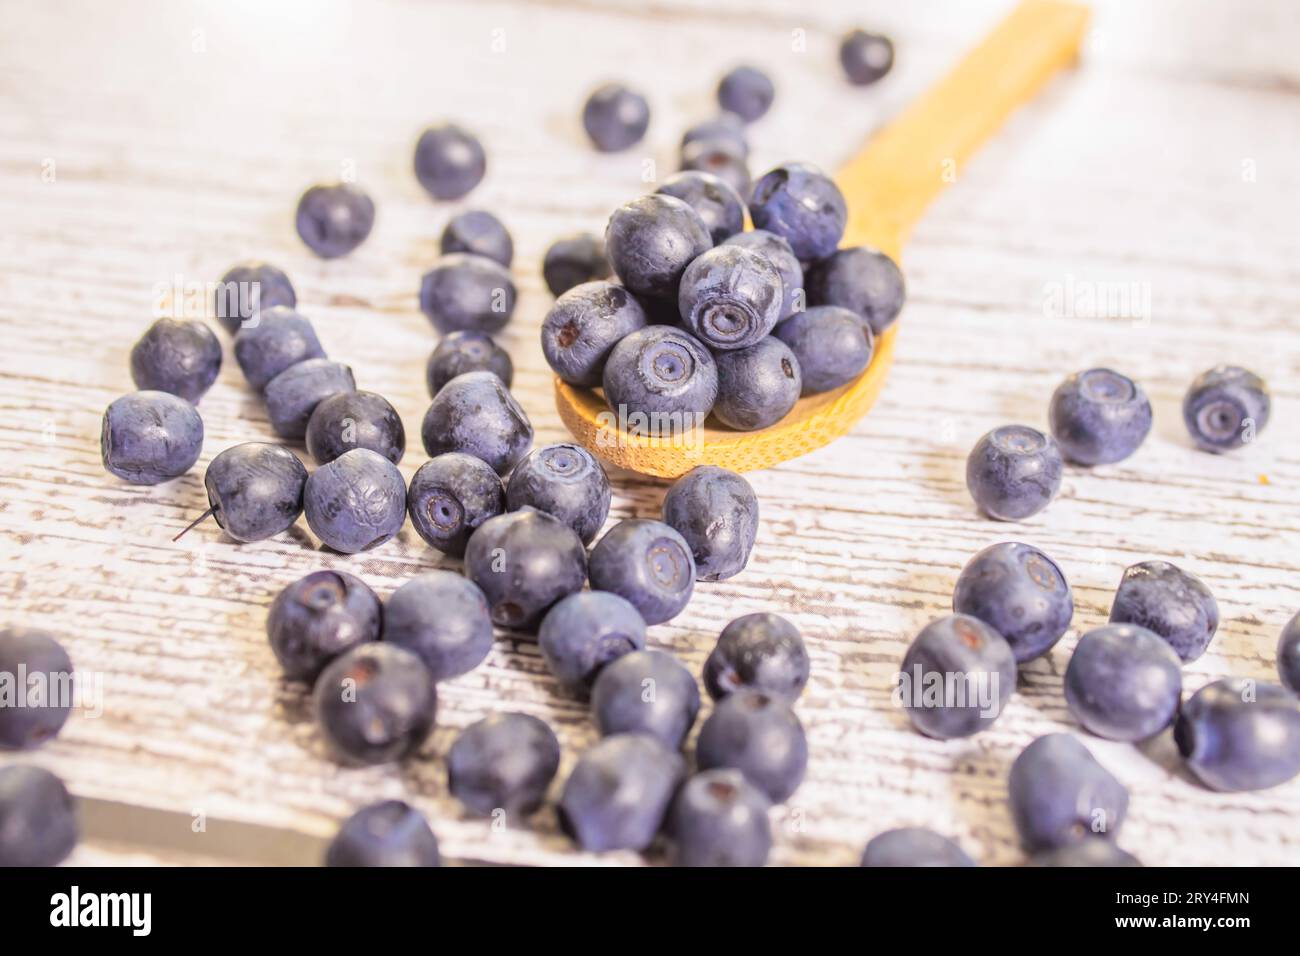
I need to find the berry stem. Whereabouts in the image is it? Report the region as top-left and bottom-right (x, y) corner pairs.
(173, 505), (217, 542)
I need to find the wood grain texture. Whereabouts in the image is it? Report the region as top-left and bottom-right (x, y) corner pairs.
(1, 0), (1298, 866)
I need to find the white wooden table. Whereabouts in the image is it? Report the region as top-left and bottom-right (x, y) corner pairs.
(2, 0), (1298, 866)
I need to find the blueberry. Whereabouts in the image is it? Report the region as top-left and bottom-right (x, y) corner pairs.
(130, 318), (222, 402)
(602, 326), (718, 433)
(1183, 365), (1271, 453)
(1109, 560), (1219, 662)
(407, 452), (505, 557)
(605, 194), (713, 300)
(558, 733), (685, 852)
(312, 643), (435, 765)
(680, 137), (752, 200)
(193, 442), (307, 542)
(712, 337), (802, 430)
(427, 331), (513, 396)
(325, 801), (440, 867)
(447, 713), (561, 819)
(1049, 368), (1153, 465)
(1279, 612), (1300, 694)
(951, 542), (1074, 663)
(440, 209), (513, 267)
(507, 443), (611, 545)
(264, 358), (355, 440)
(0, 629), (73, 748)
(591, 649), (699, 748)
(541, 281), (649, 388)
(860, 828), (975, 868)
(1029, 840), (1141, 867)
(680, 113), (749, 159)
(840, 29), (895, 85)
(898, 614), (1016, 739)
(1175, 678), (1300, 792)
(464, 509), (587, 630)
(101, 390), (203, 484)
(773, 305), (873, 395)
(582, 83), (650, 152)
(303, 448), (406, 553)
(543, 233), (612, 297)
(231, 305), (326, 392)
(723, 229), (804, 318)
(704, 613), (808, 702)
(669, 769), (772, 867)
(1008, 734), (1129, 852)
(1064, 624), (1181, 741)
(717, 65), (774, 123)
(656, 171), (746, 245)
(806, 246), (905, 336)
(305, 390), (405, 466)
(266, 571), (380, 681)
(214, 260), (296, 335)
(589, 519), (695, 625)
(662, 465), (758, 582)
(965, 425), (1063, 521)
(295, 182), (375, 259)
(679, 245), (784, 351)
(695, 689), (807, 802)
(382, 571), (494, 682)
(0, 766), (78, 866)
(538, 592), (647, 691)
(420, 371), (533, 475)
(419, 253), (517, 336)
(414, 123), (486, 200)
(749, 162), (846, 260)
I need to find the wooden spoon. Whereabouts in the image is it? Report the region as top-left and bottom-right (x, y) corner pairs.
(556, 0), (1091, 478)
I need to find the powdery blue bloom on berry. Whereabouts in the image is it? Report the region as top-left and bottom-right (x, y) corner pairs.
(951, 542), (1073, 663)
(427, 331), (513, 396)
(662, 465), (758, 582)
(807, 246), (905, 336)
(312, 644), (436, 766)
(419, 253), (517, 335)
(965, 425), (1062, 521)
(232, 306), (325, 392)
(723, 229), (803, 318)
(440, 209), (513, 266)
(200, 442), (307, 542)
(382, 571), (494, 682)
(130, 318), (222, 403)
(306, 390), (405, 466)
(678, 245), (784, 351)
(704, 612), (807, 702)
(420, 371), (532, 475)
(1176, 678), (1300, 792)
(558, 733), (685, 852)
(214, 261), (296, 335)
(1008, 734), (1128, 853)
(507, 443), (610, 545)
(680, 113), (749, 158)
(101, 390), (203, 485)
(0, 629), (73, 748)
(773, 305), (872, 395)
(447, 713), (560, 819)
(542, 233), (611, 297)
(1182, 365), (1270, 453)
(898, 614), (1015, 739)
(1049, 368), (1152, 465)
(1108, 560), (1218, 662)
(602, 326), (718, 433)
(717, 65), (775, 123)
(463, 509), (587, 631)
(325, 801), (440, 867)
(680, 138), (752, 200)
(0, 766), (78, 866)
(1064, 624), (1181, 741)
(539, 591), (647, 691)
(588, 519), (695, 625)
(264, 358), (355, 440)
(303, 448), (406, 553)
(712, 336), (802, 431)
(582, 83), (650, 152)
(657, 171), (746, 245)
(749, 162), (846, 260)
(296, 182), (375, 259)
(267, 571), (379, 682)
(414, 123), (486, 200)
(591, 649), (699, 749)
(1029, 840), (1140, 867)
(695, 688), (807, 802)
(669, 768), (772, 867)
(860, 828), (975, 867)
(840, 29), (895, 85)
(605, 194), (712, 300)
(541, 281), (648, 388)
(407, 452), (504, 557)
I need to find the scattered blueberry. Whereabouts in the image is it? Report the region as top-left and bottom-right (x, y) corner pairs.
(669, 769), (772, 867)
(1064, 624), (1182, 741)
(543, 233), (611, 297)
(773, 305), (873, 395)
(193, 442), (307, 542)
(1183, 365), (1270, 453)
(1278, 612), (1300, 694)
(662, 465), (758, 582)
(899, 614), (1016, 739)
(419, 253), (517, 335)
(1048, 368), (1153, 465)
(414, 123), (486, 200)
(312, 643), (436, 765)
(712, 336), (802, 430)
(407, 452), (505, 557)
(427, 330), (513, 396)
(447, 713), (561, 819)
(703, 612), (808, 702)
(266, 571), (380, 681)
(231, 305), (326, 392)
(749, 162), (846, 260)
(582, 83), (650, 152)
(965, 425), (1063, 521)
(382, 571), (494, 682)
(1175, 678), (1300, 792)
(723, 229), (803, 318)
(591, 649), (699, 748)
(806, 246), (905, 336)
(696, 688), (807, 802)
(1008, 734), (1129, 852)
(440, 209), (513, 267)
(558, 733), (686, 852)
(0, 765), (78, 866)
(605, 194), (713, 300)
(305, 390), (405, 467)
(602, 326), (718, 432)
(303, 448), (407, 553)
(680, 113), (749, 158)
(325, 801), (440, 867)
(680, 137), (752, 199)
(0, 629), (73, 748)
(539, 591), (647, 691)
(130, 318), (222, 403)
(656, 171), (746, 245)
(101, 390), (203, 485)
(507, 443), (611, 545)
(464, 508), (587, 630)
(1109, 560), (1219, 663)
(264, 357), (355, 440)
(1029, 840), (1141, 867)
(214, 260), (296, 335)
(295, 182), (375, 259)
(860, 828), (975, 868)
(679, 245), (784, 351)
(420, 371), (533, 474)
(589, 519), (696, 625)
(840, 29), (895, 85)
(541, 280), (649, 388)
(716, 66), (774, 123)
(951, 542), (1074, 663)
